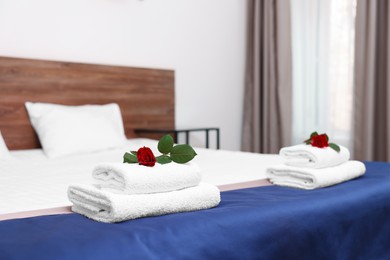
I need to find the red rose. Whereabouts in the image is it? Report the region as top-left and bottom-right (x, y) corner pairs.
(137, 146), (156, 167)
(311, 134), (329, 148)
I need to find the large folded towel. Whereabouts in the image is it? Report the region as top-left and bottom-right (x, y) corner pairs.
(280, 144), (350, 169)
(68, 183), (220, 223)
(266, 160), (366, 190)
(92, 162), (201, 194)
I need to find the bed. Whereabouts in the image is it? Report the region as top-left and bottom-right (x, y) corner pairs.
(0, 56), (390, 260)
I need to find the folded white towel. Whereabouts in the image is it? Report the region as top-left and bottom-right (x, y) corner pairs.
(92, 162), (201, 194)
(68, 183), (220, 223)
(266, 160), (366, 190)
(280, 144), (350, 169)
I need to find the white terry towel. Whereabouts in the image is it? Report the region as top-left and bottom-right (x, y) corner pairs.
(266, 160), (366, 190)
(92, 162), (201, 194)
(280, 144), (350, 169)
(68, 183), (220, 223)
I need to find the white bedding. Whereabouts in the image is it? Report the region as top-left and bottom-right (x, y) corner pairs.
(0, 138), (282, 214)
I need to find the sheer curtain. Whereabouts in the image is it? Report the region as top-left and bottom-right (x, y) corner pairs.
(291, 0), (356, 150)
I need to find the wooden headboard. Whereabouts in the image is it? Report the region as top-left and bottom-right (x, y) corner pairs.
(0, 56), (175, 150)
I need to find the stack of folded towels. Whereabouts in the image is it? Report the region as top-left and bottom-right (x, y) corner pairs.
(68, 162), (220, 223)
(266, 144), (366, 189)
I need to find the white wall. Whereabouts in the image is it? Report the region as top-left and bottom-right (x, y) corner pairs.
(0, 0), (247, 150)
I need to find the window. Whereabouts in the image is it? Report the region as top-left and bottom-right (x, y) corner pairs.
(291, 0), (357, 150)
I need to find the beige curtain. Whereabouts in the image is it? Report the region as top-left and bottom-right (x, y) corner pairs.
(242, 0), (292, 153)
(353, 0), (390, 161)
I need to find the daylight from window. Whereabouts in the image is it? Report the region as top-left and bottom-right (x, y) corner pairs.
(328, 0), (356, 144)
(291, 0), (356, 150)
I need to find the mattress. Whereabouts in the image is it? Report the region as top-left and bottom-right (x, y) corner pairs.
(0, 138), (283, 215)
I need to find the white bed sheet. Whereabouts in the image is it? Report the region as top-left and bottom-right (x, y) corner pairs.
(0, 138), (282, 214)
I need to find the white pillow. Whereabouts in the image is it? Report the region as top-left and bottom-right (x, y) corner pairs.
(25, 102), (127, 158)
(0, 131), (12, 160)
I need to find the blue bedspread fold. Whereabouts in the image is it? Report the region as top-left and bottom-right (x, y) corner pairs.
(1, 161), (390, 260)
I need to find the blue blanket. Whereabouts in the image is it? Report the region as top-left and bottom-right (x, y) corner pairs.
(1, 162), (390, 260)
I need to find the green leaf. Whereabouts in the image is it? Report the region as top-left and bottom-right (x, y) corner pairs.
(170, 144), (197, 164)
(123, 152), (138, 163)
(329, 143), (340, 153)
(310, 132), (318, 139)
(304, 140), (311, 145)
(156, 155), (172, 164)
(130, 151), (138, 156)
(158, 134), (174, 154)
(325, 134), (329, 141)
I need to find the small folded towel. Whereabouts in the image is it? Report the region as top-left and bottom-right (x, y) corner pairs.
(280, 144), (350, 169)
(68, 183), (220, 223)
(266, 160), (366, 190)
(92, 162), (201, 194)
